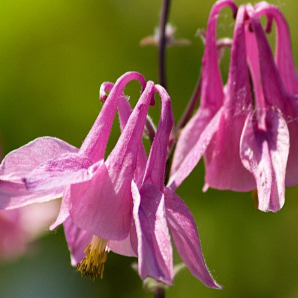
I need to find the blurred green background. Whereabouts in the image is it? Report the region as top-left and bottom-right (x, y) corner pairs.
(1, 0), (298, 297)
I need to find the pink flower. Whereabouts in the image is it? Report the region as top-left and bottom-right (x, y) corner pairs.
(0, 70), (221, 286)
(61, 81), (220, 287)
(169, 1), (298, 212)
(0, 72), (154, 278)
(0, 201), (59, 261)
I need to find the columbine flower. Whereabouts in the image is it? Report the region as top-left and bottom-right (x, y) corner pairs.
(43, 79), (221, 288)
(0, 201), (59, 261)
(130, 84), (221, 288)
(169, 1), (298, 212)
(0, 72), (157, 279)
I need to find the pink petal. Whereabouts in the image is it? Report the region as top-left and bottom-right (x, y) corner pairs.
(70, 163), (132, 240)
(0, 180), (63, 210)
(142, 85), (173, 191)
(171, 107), (215, 177)
(255, 3), (298, 94)
(201, 0), (237, 110)
(118, 95), (147, 186)
(171, 1), (237, 184)
(164, 187), (222, 289)
(0, 137), (78, 183)
(168, 108), (223, 190)
(80, 72), (146, 162)
(70, 81), (155, 241)
(106, 81), (155, 170)
(204, 6), (255, 191)
(50, 186), (72, 230)
(63, 216), (92, 266)
(132, 181), (173, 285)
(240, 110), (289, 212)
(108, 227), (137, 257)
(248, 9), (298, 187)
(25, 153), (102, 191)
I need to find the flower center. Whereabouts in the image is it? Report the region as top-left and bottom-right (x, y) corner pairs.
(77, 235), (108, 281)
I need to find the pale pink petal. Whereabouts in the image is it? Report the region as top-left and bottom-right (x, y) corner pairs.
(25, 153), (103, 191)
(0, 180), (63, 210)
(132, 181), (173, 285)
(63, 216), (92, 266)
(108, 227), (137, 257)
(168, 108), (223, 190)
(240, 110), (289, 212)
(0, 137), (78, 182)
(171, 108), (216, 176)
(164, 187), (222, 289)
(50, 186), (72, 230)
(70, 163), (132, 240)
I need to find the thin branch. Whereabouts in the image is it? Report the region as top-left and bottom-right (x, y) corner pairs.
(154, 288), (166, 298)
(158, 0), (172, 89)
(175, 69), (202, 133)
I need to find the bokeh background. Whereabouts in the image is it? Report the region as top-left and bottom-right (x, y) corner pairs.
(1, 0), (298, 297)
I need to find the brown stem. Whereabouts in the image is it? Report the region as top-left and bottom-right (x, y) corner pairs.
(176, 69), (202, 133)
(158, 0), (172, 89)
(154, 288), (166, 298)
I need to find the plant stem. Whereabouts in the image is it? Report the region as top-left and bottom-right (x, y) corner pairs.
(158, 0), (172, 89)
(154, 288), (166, 298)
(164, 70), (202, 183)
(175, 69), (202, 133)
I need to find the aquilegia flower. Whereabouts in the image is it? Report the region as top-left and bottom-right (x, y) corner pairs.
(0, 71), (154, 278)
(61, 79), (220, 287)
(169, 0), (298, 212)
(0, 201), (59, 261)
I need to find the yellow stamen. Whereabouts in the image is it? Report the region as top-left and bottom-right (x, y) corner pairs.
(77, 235), (108, 281)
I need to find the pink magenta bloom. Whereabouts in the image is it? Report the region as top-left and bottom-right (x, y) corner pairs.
(0, 70), (221, 286)
(62, 82), (221, 287)
(169, 1), (298, 212)
(0, 72), (155, 278)
(0, 201), (59, 261)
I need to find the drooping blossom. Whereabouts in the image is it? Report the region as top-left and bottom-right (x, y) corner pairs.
(0, 201), (59, 261)
(169, 1), (298, 212)
(60, 80), (221, 288)
(0, 72), (155, 279)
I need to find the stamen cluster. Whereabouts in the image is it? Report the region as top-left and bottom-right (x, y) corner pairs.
(77, 236), (108, 281)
